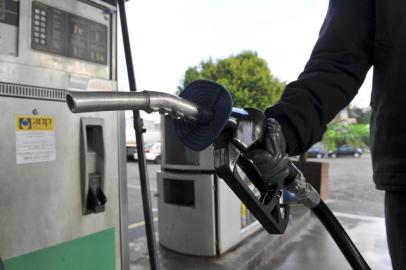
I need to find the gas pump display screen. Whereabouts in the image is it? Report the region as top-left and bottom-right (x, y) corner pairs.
(31, 1), (108, 65)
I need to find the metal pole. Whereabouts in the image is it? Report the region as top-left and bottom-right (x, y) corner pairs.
(117, 1), (160, 269)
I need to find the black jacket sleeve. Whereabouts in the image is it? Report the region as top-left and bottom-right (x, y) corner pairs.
(265, 0), (374, 155)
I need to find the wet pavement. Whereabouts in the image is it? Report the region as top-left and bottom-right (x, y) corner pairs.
(127, 156), (392, 269)
(260, 212), (391, 269)
(129, 206), (312, 270)
(261, 156), (391, 269)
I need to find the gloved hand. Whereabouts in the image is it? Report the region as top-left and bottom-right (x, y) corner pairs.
(245, 118), (290, 186)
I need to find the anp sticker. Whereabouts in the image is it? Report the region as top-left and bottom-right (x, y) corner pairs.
(16, 115), (54, 131)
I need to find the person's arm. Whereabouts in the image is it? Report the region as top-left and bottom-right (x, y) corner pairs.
(266, 0), (374, 155)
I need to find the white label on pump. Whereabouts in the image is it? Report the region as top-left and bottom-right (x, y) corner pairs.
(87, 78), (117, 92)
(15, 115), (56, 164)
(68, 74), (117, 92)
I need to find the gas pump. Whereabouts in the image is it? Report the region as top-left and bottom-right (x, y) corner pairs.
(1, 0), (372, 269)
(0, 1), (128, 269)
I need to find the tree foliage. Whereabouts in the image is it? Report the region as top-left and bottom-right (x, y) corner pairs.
(326, 123), (369, 150)
(178, 51), (285, 109)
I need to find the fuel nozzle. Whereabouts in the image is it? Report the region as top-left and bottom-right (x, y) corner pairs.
(66, 80), (233, 152)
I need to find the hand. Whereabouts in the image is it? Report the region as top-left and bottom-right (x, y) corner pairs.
(245, 118), (290, 186)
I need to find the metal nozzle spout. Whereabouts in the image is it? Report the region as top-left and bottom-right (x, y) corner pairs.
(66, 90), (201, 122)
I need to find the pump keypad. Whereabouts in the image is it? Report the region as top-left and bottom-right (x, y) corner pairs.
(32, 7), (47, 45)
(31, 1), (108, 65)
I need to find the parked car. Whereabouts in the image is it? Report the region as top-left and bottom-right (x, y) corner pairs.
(328, 145), (363, 158)
(306, 146), (325, 158)
(133, 142), (161, 164)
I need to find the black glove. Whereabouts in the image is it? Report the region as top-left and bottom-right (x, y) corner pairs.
(245, 118), (290, 186)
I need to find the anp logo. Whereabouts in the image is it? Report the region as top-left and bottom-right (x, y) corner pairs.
(19, 118), (32, 130)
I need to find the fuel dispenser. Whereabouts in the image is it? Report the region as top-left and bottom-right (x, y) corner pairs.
(0, 1), (128, 269)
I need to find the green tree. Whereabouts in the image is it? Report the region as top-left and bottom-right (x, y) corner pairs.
(178, 51), (285, 109)
(326, 123), (369, 150)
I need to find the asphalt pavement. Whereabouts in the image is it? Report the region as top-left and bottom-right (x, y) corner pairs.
(323, 156), (385, 218)
(126, 159), (159, 242)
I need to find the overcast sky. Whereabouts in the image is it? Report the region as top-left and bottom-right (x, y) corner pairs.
(118, 0), (373, 122)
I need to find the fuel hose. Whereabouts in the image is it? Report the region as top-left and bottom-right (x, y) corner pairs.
(286, 163), (371, 270)
(312, 200), (371, 270)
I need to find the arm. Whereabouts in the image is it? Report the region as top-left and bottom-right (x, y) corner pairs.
(266, 0), (374, 155)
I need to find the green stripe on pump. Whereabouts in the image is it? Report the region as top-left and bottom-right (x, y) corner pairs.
(4, 228), (115, 270)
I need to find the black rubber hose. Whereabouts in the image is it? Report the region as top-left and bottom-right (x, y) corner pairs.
(312, 200), (371, 270)
(117, 1), (160, 270)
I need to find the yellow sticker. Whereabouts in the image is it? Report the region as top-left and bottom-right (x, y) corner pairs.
(16, 115), (55, 131)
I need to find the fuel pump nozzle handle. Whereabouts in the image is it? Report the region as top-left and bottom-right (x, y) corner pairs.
(213, 108), (290, 234)
(212, 109), (320, 234)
